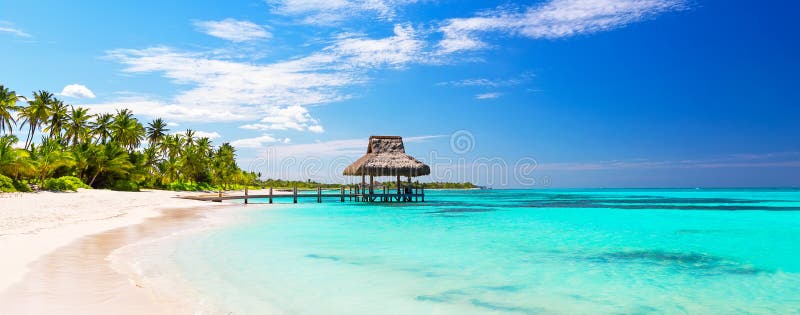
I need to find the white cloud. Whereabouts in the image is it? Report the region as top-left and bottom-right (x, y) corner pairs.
(230, 134), (289, 148)
(194, 19), (271, 42)
(82, 96), (251, 121)
(0, 21), (31, 38)
(240, 105), (325, 133)
(308, 125), (324, 133)
(438, 0), (686, 53)
(194, 130), (222, 139)
(268, 0), (418, 24)
(332, 24), (425, 68)
(405, 134), (447, 142)
(475, 92), (502, 99)
(60, 84), (96, 99)
(166, 121), (180, 127)
(88, 23), (426, 130)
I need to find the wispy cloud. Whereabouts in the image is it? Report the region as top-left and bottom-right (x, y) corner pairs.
(231, 134), (290, 148)
(475, 92), (502, 99)
(0, 21), (31, 38)
(240, 105), (324, 133)
(86, 23), (426, 131)
(194, 19), (271, 42)
(60, 84), (96, 99)
(539, 152), (800, 171)
(438, 72), (534, 88)
(438, 0), (687, 53)
(267, 0), (418, 24)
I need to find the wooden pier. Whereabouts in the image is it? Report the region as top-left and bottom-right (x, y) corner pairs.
(184, 185), (425, 204)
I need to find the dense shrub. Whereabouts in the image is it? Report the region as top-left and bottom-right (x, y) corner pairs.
(12, 180), (32, 192)
(110, 180), (139, 192)
(0, 174), (15, 192)
(165, 181), (218, 191)
(43, 176), (90, 192)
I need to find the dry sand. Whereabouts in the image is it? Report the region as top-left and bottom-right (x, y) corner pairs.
(0, 189), (242, 314)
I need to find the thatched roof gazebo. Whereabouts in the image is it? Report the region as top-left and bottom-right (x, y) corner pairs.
(343, 136), (430, 201)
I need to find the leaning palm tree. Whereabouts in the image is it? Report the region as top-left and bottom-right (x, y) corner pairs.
(63, 106), (94, 146)
(0, 85), (25, 135)
(91, 113), (114, 144)
(145, 118), (169, 148)
(44, 99), (68, 142)
(18, 90), (54, 150)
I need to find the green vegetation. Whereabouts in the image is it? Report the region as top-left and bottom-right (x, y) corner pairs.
(42, 176), (90, 192)
(0, 174), (14, 192)
(0, 84), (255, 192)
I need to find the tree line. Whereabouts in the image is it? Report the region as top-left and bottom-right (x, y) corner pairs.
(0, 85), (254, 192)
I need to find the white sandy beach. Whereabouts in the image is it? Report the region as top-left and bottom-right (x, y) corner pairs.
(0, 189), (249, 314)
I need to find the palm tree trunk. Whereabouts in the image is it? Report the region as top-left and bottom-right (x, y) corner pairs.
(89, 167), (103, 187)
(25, 122), (35, 150)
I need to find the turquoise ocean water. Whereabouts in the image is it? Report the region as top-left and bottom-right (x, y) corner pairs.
(156, 189), (800, 314)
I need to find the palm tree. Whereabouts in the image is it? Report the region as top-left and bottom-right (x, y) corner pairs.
(111, 109), (144, 152)
(64, 106), (93, 146)
(184, 129), (196, 147)
(212, 143), (237, 188)
(44, 99), (68, 142)
(91, 113), (114, 144)
(162, 133), (185, 160)
(18, 90), (54, 150)
(0, 134), (35, 178)
(30, 137), (75, 183)
(145, 118), (169, 148)
(0, 85), (25, 135)
(71, 142), (94, 182)
(196, 137), (212, 157)
(88, 142), (132, 186)
(140, 146), (160, 178)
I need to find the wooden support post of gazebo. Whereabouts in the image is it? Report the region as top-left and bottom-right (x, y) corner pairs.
(369, 175), (374, 201)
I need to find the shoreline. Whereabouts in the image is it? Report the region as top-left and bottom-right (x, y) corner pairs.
(0, 189), (243, 313)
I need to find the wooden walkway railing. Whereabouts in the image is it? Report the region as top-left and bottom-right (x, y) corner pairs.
(183, 185), (425, 204)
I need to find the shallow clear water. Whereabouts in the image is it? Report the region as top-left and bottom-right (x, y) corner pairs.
(164, 189), (800, 314)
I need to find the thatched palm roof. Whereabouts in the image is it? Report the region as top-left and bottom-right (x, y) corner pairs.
(343, 136), (431, 177)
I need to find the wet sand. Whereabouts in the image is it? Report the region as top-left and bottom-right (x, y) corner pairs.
(0, 206), (228, 314)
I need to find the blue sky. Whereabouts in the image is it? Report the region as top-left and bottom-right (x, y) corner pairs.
(2, 0), (798, 187)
